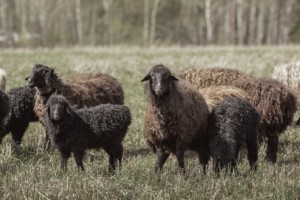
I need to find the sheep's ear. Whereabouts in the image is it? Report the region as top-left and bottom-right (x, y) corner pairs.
(66, 106), (73, 117)
(169, 74), (179, 81)
(141, 73), (151, 82)
(45, 106), (50, 116)
(45, 69), (54, 86)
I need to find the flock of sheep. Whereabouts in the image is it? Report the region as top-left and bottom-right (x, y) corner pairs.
(0, 62), (298, 174)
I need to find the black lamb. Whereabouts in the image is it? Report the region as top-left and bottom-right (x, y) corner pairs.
(208, 97), (260, 173)
(0, 86), (38, 149)
(44, 95), (131, 172)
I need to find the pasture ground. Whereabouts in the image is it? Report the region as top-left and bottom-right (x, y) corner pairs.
(0, 46), (299, 199)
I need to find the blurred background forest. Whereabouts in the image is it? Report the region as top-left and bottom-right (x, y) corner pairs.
(0, 0), (300, 47)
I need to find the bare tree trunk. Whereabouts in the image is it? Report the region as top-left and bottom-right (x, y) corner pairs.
(256, 1), (264, 44)
(223, 0), (230, 44)
(282, 0), (293, 43)
(143, 0), (150, 46)
(0, 0), (7, 33)
(75, 0), (83, 44)
(103, 0), (113, 45)
(90, 0), (98, 45)
(149, 0), (160, 45)
(236, 0), (243, 45)
(205, 0), (212, 43)
(267, 1), (277, 44)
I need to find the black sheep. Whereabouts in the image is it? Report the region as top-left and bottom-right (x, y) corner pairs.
(208, 97), (260, 173)
(0, 90), (9, 123)
(0, 86), (38, 149)
(44, 95), (131, 172)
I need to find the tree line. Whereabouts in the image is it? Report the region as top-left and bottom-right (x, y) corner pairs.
(0, 0), (300, 47)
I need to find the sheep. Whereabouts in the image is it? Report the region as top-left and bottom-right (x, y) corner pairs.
(0, 86), (38, 149)
(26, 64), (124, 148)
(44, 95), (131, 172)
(0, 68), (6, 91)
(231, 78), (297, 163)
(271, 61), (300, 124)
(199, 85), (250, 112)
(142, 65), (210, 174)
(180, 67), (297, 163)
(272, 61), (300, 92)
(179, 67), (252, 89)
(208, 97), (260, 173)
(0, 90), (9, 123)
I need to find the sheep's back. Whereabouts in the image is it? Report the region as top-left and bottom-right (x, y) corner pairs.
(179, 67), (252, 89)
(77, 104), (131, 138)
(62, 73), (124, 106)
(232, 78), (297, 136)
(7, 86), (38, 121)
(209, 97), (260, 160)
(200, 86), (250, 112)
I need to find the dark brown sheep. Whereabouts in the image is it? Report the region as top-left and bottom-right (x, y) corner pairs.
(232, 78), (297, 163)
(142, 65), (209, 174)
(180, 67), (297, 163)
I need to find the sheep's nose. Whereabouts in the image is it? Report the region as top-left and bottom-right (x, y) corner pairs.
(53, 111), (61, 121)
(27, 81), (34, 88)
(155, 84), (164, 97)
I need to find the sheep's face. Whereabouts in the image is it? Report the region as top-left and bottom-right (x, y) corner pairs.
(47, 102), (72, 124)
(141, 65), (178, 98)
(26, 64), (54, 89)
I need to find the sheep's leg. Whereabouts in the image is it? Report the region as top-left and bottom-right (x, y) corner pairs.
(10, 124), (28, 151)
(73, 151), (85, 171)
(296, 117), (300, 125)
(61, 157), (68, 171)
(198, 137), (210, 173)
(246, 138), (258, 171)
(59, 148), (71, 171)
(213, 159), (220, 174)
(43, 131), (51, 150)
(230, 160), (237, 173)
(176, 142), (185, 175)
(108, 154), (117, 173)
(266, 135), (278, 163)
(155, 145), (170, 173)
(116, 144), (123, 169)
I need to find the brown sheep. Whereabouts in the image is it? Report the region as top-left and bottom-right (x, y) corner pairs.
(142, 65), (209, 174)
(180, 67), (297, 163)
(232, 78), (297, 163)
(26, 64), (124, 148)
(179, 67), (252, 89)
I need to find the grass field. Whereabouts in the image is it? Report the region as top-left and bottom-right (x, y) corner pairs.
(0, 46), (299, 199)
